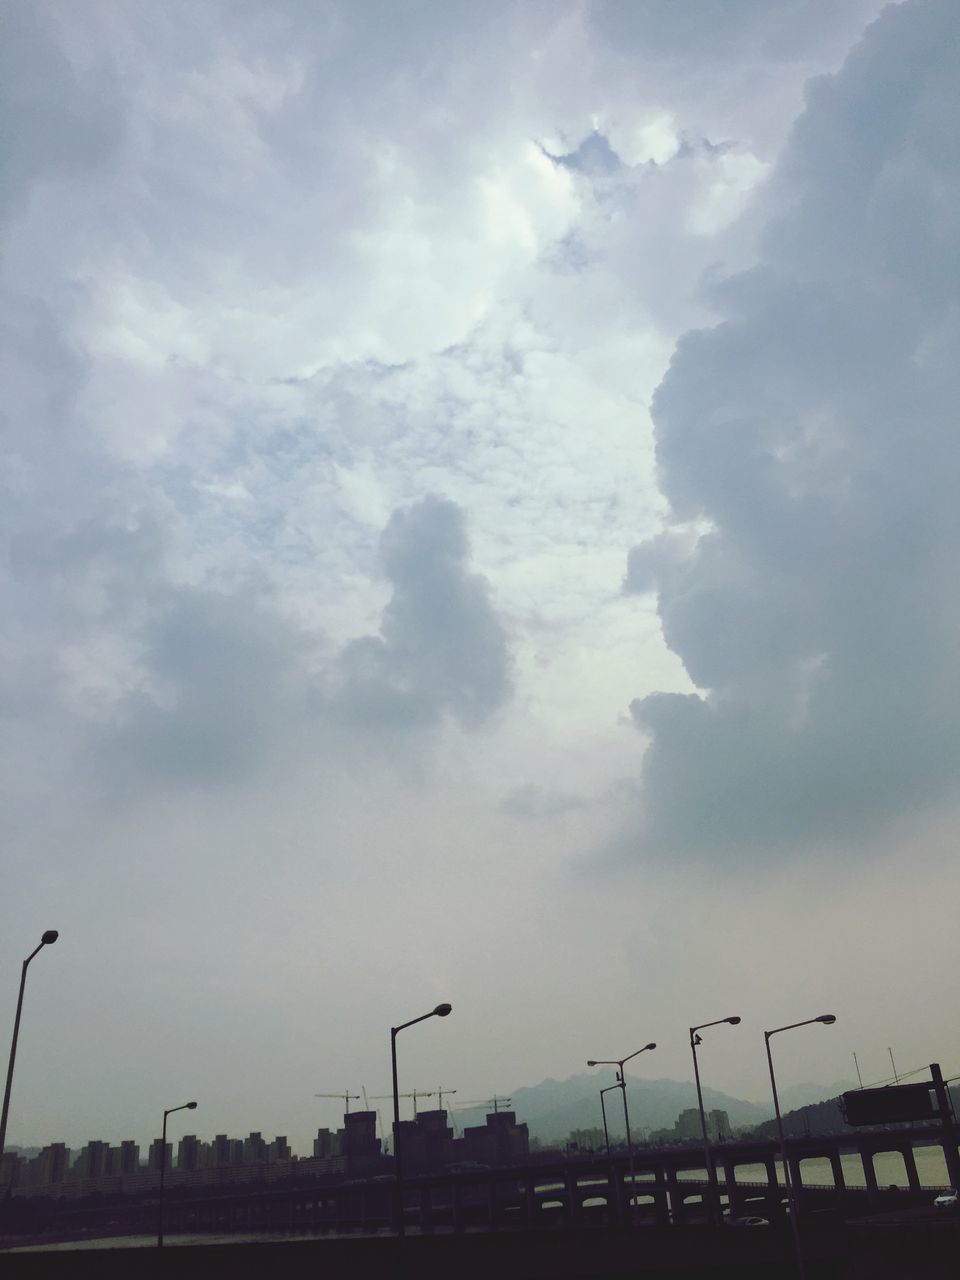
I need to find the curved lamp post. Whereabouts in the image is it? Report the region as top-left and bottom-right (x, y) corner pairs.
(158, 1100), (197, 1247)
(588, 1043), (656, 1221)
(0, 930), (59, 1166)
(392, 1002), (451, 1236)
(765, 1015), (835, 1280)
(599, 1082), (621, 1157)
(689, 1015), (740, 1222)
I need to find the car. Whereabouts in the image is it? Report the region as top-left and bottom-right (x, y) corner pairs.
(933, 1190), (958, 1210)
(724, 1215), (770, 1227)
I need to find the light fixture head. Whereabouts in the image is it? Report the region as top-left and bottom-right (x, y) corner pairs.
(726, 1016), (741, 1025)
(41, 930), (59, 945)
(587, 1060), (598, 1067)
(644, 1042), (657, 1051)
(434, 1003), (452, 1018)
(187, 1101), (198, 1109)
(817, 1014), (837, 1025)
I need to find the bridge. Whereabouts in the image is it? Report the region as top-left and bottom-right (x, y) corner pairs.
(3, 1126), (955, 1243)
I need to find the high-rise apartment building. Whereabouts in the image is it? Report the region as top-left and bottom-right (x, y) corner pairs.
(146, 1139), (172, 1172)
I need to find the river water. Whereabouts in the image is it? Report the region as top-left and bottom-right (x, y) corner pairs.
(674, 1142), (951, 1189)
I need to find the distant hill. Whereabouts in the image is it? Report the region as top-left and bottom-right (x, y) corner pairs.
(744, 1083), (960, 1141)
(454, 1073), (775, 1145)
(776, 1081), (856, 1113)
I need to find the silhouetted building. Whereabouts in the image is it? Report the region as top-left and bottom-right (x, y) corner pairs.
(313, 1128), (341, 1158)
(1, 1151), (24, 1189)
(147, 1139), (172, 1172)
(209, 1134), (233, 1166)
(73, 1140), (108, 1180)
(396, 1109), (457, 1172)
(674, 1109), (702, 1140)
(268, 1136), (291, 1162)
(177, 1134), (202, 1171)
(340, 1111), (380, 1171)
(105, 1141), (139, 1175)
(243, 1132), (267, 1164)
(708, 1109), (730, 1141)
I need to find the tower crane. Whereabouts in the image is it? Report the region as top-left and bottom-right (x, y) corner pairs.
(314, 1091), (360, 1113)
(437, 1087), (457, 1110)
(370, 1089), (437, 1118)
(457, 1095), (512, 1114)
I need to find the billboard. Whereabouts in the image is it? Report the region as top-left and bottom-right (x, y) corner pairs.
(841, 1083), (936, 1126)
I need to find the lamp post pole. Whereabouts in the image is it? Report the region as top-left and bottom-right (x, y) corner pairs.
(765, 1015), (836, 1280)
(689, 1016), (740, 1223)
(158, 1100), (197, 1248)
(391, 1002), (452, 1237)
(588, 1043), (656, 1223)
(0, 930), (59, 1167)
(599, 1082), (619, 1157)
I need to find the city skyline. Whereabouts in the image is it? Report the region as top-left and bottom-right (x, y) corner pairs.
(3, 0), (959, 1163)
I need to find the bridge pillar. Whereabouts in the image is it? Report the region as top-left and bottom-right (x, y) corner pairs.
(565, 1169), (582, 1226)
(524, 1172), (538, 1227)
(721, 1160), (737, 1211)
(762, 1156), (777, 1193)
(860, 1147), (880, 1208)
(665, 1166), (684, 1225)
(829, 1151), (846, 1191)
(653, 1166), (670, 1227)
(419, 1184), (434, 1233)
(787, 1155), (804, 1210)
(901, 1145), (921, 1192)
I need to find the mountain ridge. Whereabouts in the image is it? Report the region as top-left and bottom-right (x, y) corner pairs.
(452, 1073), (855, 1144)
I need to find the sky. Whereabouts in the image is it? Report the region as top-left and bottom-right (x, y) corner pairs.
(3, 0), (959, 1157)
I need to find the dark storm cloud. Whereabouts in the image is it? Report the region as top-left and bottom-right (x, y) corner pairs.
(626, 0), (960, 860)
(332, 495), (512, 730)
(28, 496), (512, 794)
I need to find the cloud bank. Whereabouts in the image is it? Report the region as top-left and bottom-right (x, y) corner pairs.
(627, 0), (960, 860)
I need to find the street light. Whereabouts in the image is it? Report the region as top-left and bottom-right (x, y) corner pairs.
(765, 1015), (836, 1280)
(599, 1082), (620, 1157)
(157, 1100), (197, 1248)
(587, 1043), (656, 1221)
(0, 930), (59, 1165)
(391, 1002), (451, 1237)
(689, 1015), (740, 1223)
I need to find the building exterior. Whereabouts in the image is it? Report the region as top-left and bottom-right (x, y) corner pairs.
(313, 1127), (341, 1158)
(72, 1141), (108, 1180)
(146, 1139), (172, 1172)
(243, 1132), (267, 1165)
(177, 1134), (202, 1171)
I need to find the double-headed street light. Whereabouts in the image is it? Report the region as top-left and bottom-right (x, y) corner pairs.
(766, 1015), (836, 1280)
(0, 930), (59, 1165)
(689, 1015), (740, 1222)
(391, 1002), (452, 1237)
(587, 1043), (656, 1220)
(157, 1100), (197, 1248)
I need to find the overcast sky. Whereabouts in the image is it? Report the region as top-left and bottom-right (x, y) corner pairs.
(3, 0), (959, 1156)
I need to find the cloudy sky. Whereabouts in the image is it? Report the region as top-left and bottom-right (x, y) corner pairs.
(3, 0), (959, 1155)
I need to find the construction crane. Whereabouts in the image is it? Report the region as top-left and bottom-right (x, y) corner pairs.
(370, 1089), (437, 1118)
(437, 1087), (457, 1110)
(457, 1096), (512, 1114)
(314, 1091), (360, 1113)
